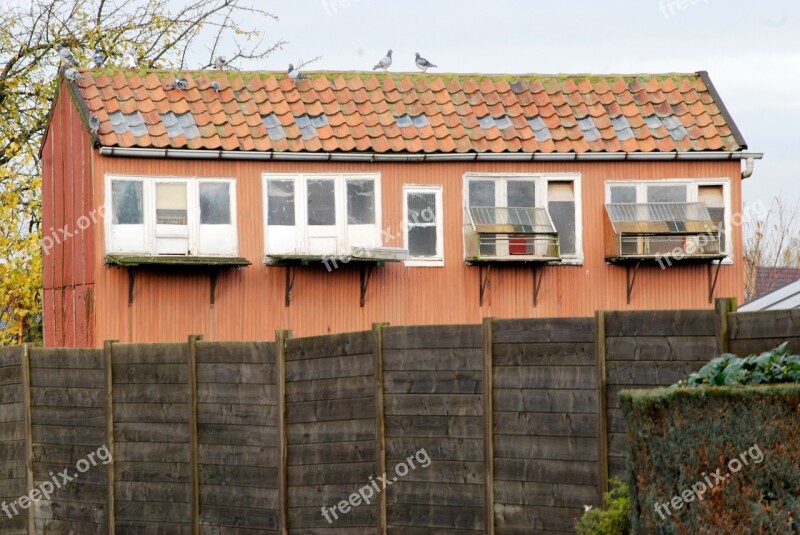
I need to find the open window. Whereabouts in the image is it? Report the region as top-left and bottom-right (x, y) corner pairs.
(105, 174), (238, 258)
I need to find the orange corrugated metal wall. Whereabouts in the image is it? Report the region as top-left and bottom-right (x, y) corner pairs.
(41, 82), (96, 347)
(88, 155), (744, 346)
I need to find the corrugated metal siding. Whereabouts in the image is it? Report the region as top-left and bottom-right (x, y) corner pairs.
(84, 156), (744, 346)
(42, 82), (96, 347)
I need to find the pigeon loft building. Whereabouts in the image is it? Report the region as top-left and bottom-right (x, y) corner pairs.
(40, 69), (761, 347)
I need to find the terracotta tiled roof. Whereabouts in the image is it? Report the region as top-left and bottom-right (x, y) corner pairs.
(71, 70), (746, 154)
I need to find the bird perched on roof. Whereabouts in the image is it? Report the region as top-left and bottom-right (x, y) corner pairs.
(64, 67), (83, 82)
(89, 114), (100, 135)
(122, 52), (137, 69)
(56, 44), (79, 67)
(209, 81), (221, 94)
(214, 56), (228, 70)
(168, 77), (189, 90)
(288, 64), (307, 82)
(93, 47), (105, 68)
(373, 49), (392, 72)
(415, 52), (437, 73)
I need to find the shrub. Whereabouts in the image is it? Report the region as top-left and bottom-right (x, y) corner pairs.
(574, 478), (630, 535)
(675, 342), (800, 387)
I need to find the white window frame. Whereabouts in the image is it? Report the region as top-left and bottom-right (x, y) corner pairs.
(403, 185), (444, 267)
(262, 173), (383, 259)
(462, 173), (583, 264)
(104, 173), (238, 257)
(604, 178), (732, 263)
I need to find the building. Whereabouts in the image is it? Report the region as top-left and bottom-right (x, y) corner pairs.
(40, 69), (761, 347)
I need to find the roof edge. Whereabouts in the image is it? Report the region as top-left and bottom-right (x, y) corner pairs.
(98, 146), (764, 163)
(697, 71), (747, 150)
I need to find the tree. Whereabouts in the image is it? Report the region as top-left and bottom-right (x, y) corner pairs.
(743, 194), (800, 301)
(0, 0), (284, 344)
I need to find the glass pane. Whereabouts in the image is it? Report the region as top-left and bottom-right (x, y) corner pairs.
(610, 186), (636, 203)
(407, 192), (436, 225)
(268, 181), (295, 226)
(111, 181), (143, 225)
(307, 179), (336, 226)
(408, 226), (437, 257)
(507, 181), (535, 207)
(347, 180), (375, 225)
(708, 207), (725, 252)
(469, 181), (495, 207)
(549, 202), (576, 255)
(156, 183), (187, 225)
(199, 183), (231, 225)
(647, 185), (687, 203)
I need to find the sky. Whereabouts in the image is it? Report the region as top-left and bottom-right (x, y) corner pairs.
(224, 0), (797, 212)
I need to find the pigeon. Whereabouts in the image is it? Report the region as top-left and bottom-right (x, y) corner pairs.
(214, 56), (228, 70)
(64, 67), (83, 81)
(288, 64), (307, 82)
(209, 81), (221, 93)
(93, 47), (105, 68)
(415, 52), (437, 73)
(89, 114), (100, 134)
(56, 44), (79, 67)
(122, 52), (137, 69)
(373, 49), (392, 72)
(168, 77), (189, 90)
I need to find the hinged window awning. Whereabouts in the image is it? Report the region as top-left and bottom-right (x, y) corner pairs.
(605, 202), (714, 234)
(468, 207), (556, 234)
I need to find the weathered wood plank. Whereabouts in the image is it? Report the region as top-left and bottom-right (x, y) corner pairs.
(493, 412), (596, 438)
(111, 363), (188, 384)
(287, 419), (376, 445)
(605, 310), (716, 337)
(386, 503), (484, 530)
(31, 387), (102, 407)
(386, 481), (484, 507)
(200, 484), (278, 509)
(386, 438), (483, 462)
(30, 368), (103, 389)
(288, 504), (377, 528)
(606, 361), (700, 386)
(114, 402), (189, 423)
(114, 480), (190, 502)
(385, 416), (483, 439)
(286, 331), (373, 360)
(493, 389), (595, 414)
(31, 424), (104, 446)
(29, 349), (103, 369)
(114, 499), (190, 523)
(728, 337), (800, 357)
(288, 462), (375, 486)
(110, 343), (188, 364)
(288, 441), (375, 466)
(493, 366), (595, 390)
(195, 341), (276, 364)
(385, 394), (483, 417)
(493, 435), (598, 462)
(285, 354), (374, 382)
(493, 503), (581, 532)
(493, 318), (595, 344)
(196, 362), (275, 384)
(31, 406), (104, 427)
(198, 443), (278, 468)
(384, 371), (482, 395)
(196, 383), (276, 405)
(492, 343), (595, 366)
(383, 326), (481, 350)
(605, 336), (717, 361)
(288, 396), (375, 423)
(115, 422), (189, 442)
(199, 463), (279, 487)
(494, 481), (598, 508)
(728, 309), (800, 340)
(286, 376), (372, 403)
(382, 348), (482, 371)
(197, 402), (275, 425)
(115, 461), (190, 483)
(197, 423), (279, 447)
(200, 505), (280, 530)
(494, 458), (597, 485)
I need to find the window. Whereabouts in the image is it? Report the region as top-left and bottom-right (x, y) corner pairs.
(263, 173), (381, 258)
(105, 174), (237, 257)
(605, 180), (731, 256)
(403, 185), (443, 266)
(463, 174), (582, 261)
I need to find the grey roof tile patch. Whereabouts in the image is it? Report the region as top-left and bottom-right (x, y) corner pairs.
(300, 125), (318, 141)
(527, 116), (552, 141)
(494, 115), (513, 130)
(577, 117), (601, 142)
(108, 111), (129, 134)
(311, 114), (329, 128)
(645, 115), (664, 130)
(123, 112), (148, 137)
(396, 114), (413, 128)
(411, 114), (429, 128)
(612, 116), (635, 141)
(262, 113), (286, 140)
(295, 114), (312, 129)
(177, 113), (200, 140)
(478, 115), (496, 130)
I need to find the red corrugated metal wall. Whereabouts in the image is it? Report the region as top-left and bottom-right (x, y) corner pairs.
(41, 82), (96, 347)
(85, 156), (744, 347)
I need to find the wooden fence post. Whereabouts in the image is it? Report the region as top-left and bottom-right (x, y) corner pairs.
(482, 318), (495, 535)
(103, 340), (118, 535)
(188, 335), (202, 535)
(372, 323), (388, 535)
(275, 331), (290, 535)
(595, 311), (609, 502)
(21, 344), (33, 535)
(715, 298), (737, 355)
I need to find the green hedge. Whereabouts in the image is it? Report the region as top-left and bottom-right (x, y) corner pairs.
(621, 386), (800, 534)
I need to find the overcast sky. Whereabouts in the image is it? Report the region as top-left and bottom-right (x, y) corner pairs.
(228, 0), (798, 210)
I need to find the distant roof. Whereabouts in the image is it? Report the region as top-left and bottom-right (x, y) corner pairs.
(740, 274), (800, 312)
(752, 266), (800, 300)
(65, 70), (747, 155)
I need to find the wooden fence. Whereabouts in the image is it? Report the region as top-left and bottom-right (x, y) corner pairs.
(0, 302), (798, 534)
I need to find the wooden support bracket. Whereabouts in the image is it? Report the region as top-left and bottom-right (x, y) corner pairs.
(626, 261), (642, 305)
(285, 265), (298, 307)
(479, 265), (491, 306)
(360, 264), (375, 308)
(707, 261), (723, 304)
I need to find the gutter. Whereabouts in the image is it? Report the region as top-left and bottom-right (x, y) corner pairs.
(99, 146), (764, 163)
